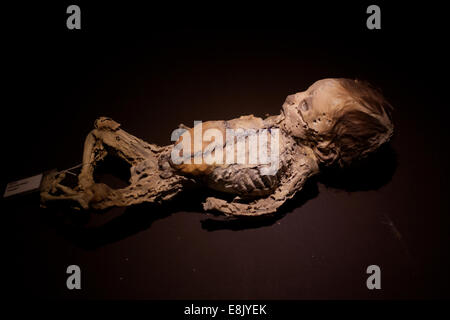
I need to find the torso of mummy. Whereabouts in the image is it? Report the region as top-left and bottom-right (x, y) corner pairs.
(170, 115), (301, 196)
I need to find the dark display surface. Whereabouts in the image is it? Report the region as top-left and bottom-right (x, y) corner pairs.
(3, 2), (449, 300)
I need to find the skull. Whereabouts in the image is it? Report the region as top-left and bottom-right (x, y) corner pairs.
(282, 78), (393, 166)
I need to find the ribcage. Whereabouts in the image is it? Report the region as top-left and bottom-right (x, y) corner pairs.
(206, 164), (281, 197)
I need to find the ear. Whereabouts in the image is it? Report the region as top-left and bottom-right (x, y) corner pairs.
(313, 140), (338, 166)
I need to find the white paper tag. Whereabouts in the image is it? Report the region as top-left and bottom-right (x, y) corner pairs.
(3, 173), (43, 198)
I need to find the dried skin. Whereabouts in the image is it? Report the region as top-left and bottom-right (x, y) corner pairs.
(41, 115), (318, 216)
(40, 79), (393, 217)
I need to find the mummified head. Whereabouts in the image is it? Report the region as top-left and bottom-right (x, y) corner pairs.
(282, 78), (393, 167)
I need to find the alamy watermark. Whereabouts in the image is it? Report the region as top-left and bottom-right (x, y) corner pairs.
(170, 121), (280, 175)
(366, 264), (381, 290)
(66, 265), (81, 290)
(66, 5), (81, 30)
(366, 5), (381, 30)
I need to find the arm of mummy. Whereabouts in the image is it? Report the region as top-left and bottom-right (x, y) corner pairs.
(202, 164), (315, 216)
(202, 195), (287, 216)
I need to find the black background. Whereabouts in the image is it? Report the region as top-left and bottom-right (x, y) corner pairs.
(3, 1), (450, 303)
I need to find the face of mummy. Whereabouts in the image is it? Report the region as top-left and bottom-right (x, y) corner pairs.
(282, 78), (349, 140)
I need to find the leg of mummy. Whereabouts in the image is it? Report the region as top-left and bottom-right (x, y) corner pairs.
(79, 118), (189, 209)
(78, 117), (162, 190)
(41, 117), (188, 210)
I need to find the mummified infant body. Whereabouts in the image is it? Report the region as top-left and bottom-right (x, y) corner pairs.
(40, 78), (393, 216)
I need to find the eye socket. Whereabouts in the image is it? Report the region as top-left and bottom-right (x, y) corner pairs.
(299, 100), (309, 112)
